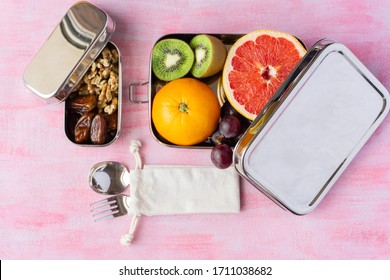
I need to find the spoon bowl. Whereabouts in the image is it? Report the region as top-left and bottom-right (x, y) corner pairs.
(88, 161), (130, 195)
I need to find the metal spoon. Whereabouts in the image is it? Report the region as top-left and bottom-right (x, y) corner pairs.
(88, 161), (130, 195)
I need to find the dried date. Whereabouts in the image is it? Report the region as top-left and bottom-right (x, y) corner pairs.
(74, 112), (95, 143)
(102, 112), (117, 132)
(68, 94), (97, 113)
(90, 114), (107, 144)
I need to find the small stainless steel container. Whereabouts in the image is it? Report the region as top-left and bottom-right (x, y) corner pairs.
(23, 2), (121, 146)
(234, 39), (390, 215)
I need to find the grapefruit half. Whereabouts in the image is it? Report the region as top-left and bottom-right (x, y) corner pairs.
(222, 30), (306, 120)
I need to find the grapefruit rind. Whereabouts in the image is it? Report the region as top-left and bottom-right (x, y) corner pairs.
(222, 30), (306, 120)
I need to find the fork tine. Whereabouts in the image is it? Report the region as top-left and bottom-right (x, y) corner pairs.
(90, 196), (117, 207)
(90, 200), (118, 213)
(94, 214), (115, 222)
(92, 207), (119, 218)
(94, 211), (126, 222)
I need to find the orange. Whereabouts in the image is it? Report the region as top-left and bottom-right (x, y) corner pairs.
(222, 30), (306, 120)
(152, 78), (220, 146)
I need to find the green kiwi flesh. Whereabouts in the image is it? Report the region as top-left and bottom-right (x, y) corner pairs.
(152, 39), (194, 81)
(190, 35), (227, 78)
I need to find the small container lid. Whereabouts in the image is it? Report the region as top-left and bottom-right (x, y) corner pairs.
(23, 2), (115, 104)
(234, 39), (390, 215)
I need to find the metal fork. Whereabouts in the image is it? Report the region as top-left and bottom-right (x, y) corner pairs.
(90, 194), (130, 222)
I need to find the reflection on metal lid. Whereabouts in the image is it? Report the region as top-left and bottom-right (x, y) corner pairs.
(23, 2), (115, 103)
(234, 40), (390, 215)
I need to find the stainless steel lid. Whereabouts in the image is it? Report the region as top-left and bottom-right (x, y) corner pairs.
(23, 2), (115, 103)
(234, 39), (390, 215)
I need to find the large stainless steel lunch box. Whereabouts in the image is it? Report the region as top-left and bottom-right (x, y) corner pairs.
(129, 33), (245, 149)
(23, 2), (122, 146)
(234, 39), (390, 215)
(132, 33), (389, 214)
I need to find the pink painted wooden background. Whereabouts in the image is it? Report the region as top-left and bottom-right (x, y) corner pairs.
(1, 0), (390, 260)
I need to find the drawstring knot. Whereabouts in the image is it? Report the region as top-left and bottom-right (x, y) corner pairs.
(129, 140), (142, 170)
(120, 214), (141, 246)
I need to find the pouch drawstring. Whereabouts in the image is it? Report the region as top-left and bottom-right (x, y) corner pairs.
(120, 214), (141, 246)
(121, 140), (142, 246)
(130, 140), (142, 169)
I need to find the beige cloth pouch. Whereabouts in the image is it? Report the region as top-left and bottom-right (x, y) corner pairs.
(121, 140), (241, 246)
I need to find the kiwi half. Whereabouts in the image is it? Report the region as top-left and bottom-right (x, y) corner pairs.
(189, 35), (227, 78)
(152, 39), (194, 81)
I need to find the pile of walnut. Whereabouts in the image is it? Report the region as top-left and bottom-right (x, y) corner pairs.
(66, 46), (119, 145)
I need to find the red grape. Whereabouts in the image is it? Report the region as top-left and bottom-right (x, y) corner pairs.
(221, 101), (243, 119)
(219, 115), (241, 138)
(211, 143), (233, 169)
(210, 130), (225, 145)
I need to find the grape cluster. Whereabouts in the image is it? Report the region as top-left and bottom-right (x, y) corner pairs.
(209, 102), (250, 169)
